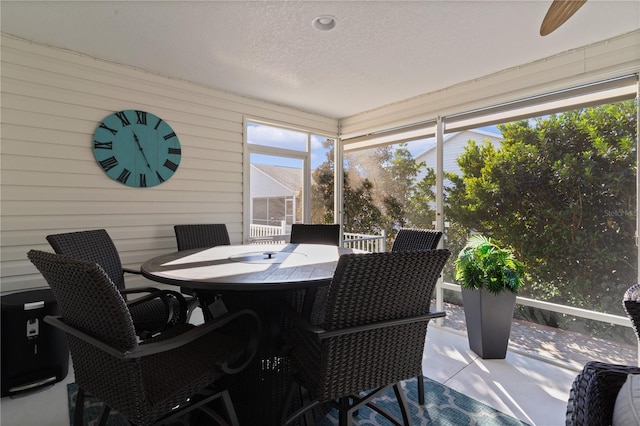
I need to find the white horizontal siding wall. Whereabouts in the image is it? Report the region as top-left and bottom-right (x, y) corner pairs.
(1, 34), (338, 294)
(340, 29), (640, 140)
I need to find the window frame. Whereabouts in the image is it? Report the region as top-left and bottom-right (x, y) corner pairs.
(243, 118), (337, 242)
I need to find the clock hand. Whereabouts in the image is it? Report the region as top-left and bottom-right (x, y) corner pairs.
(133, 132), (153, 171)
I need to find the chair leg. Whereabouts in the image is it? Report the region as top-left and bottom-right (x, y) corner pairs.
(282, 387), (322, 426)
(73, 387), (85, 426)
(218, 389), (239, 426)
(357, 384), (409, 426)
(96, 405), (111, 426)
(393, 383), (412, 426)
(298, 385), (315, 426)
(199, 405), (234, 426)
(417, 375), (425, 405)
(281, 381), (298, 425)
(151, 387), (238, 426)
(337, 397), (353, 426)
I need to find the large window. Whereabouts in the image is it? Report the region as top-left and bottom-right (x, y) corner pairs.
(245, 121), (336, 239)
(442, 100), (638, 357)
(340, 76), (639, 363)
(342, 139), (437, 248)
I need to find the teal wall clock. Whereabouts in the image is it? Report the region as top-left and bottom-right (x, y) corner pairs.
(93, 110), (181, 188)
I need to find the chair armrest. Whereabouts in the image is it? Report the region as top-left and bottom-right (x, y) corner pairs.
(282, 302), (445, 340)
(122, 287), (188, 324)
(44, 309), (260, 367)
(122, 287), (185, 306)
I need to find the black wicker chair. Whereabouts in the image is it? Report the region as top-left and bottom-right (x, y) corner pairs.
(46, 229), (188, 339)
(174, 224), (231, 251)
(391, 227), (443, 404)
(624, 283), (640, 341)
(566, 361), (640, 426)
(391, 228), (442, 252)
(281, 250), (451, 426)
(289, 224), (341, 246)
(27, 249), (259, 426)
(174, 224), (232, 318)
(565, 284), (640, 426)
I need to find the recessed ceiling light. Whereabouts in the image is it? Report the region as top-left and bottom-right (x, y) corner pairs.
(312, 15), (336, 31)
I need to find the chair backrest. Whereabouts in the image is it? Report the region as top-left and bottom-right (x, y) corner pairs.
(46, 229), (126, 290)
(325, 250), (450, 328)
(623, 284), (640, 343)
(312, 250), (450, 399)
(391, 228), (442, 252)
(27, 250), (150, 420)
(289, 224), (340, 246)
(27, 250), (138, 351)
(174, 223), (231, 251)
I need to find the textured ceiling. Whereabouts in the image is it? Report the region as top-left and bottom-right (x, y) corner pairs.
(2, 1), (639, 119)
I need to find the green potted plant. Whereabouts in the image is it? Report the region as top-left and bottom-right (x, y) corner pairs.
(455, 234), (524, 359)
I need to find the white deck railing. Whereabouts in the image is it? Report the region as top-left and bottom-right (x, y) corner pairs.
(249, 222), (288, 244)
(343, 230), (387, 252)
(248, 223), (387, 252)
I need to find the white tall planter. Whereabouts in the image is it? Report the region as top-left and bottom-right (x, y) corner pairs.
(461, 288), (517, 359)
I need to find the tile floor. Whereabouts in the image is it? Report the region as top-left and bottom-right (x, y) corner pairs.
(422, 326), (578, 426)
(0, 323), (579, 426)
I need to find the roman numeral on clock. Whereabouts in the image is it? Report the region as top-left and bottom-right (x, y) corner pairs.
(117, 168), (131, 184)
(115, 111), (131, 127)
(139, 174), (147, 187)
(168, 147), (181, 155)
(99, 156), (118, 172)
(156, 171), (165, 183)
(99, 123), (118, 136)
(163, 159), (178, 172)
(164, 132), (177, 141)
(135, 110), (147, 125)
(94, 141), (113, 150)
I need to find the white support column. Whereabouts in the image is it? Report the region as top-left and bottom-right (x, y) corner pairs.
(335, 137), (345, 245)
(636, 80), (640, 366)
(435, 117), (446, 320)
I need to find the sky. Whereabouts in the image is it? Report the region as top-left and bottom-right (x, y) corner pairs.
(247, 122), (331, 169)
(247, 122), (501, 168)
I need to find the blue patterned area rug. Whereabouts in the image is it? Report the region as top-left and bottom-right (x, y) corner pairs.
(68, 377), (528, 425)
(320, 377), (527, 426)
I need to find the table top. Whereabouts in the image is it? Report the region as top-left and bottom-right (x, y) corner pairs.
(141, 243), (365, 291)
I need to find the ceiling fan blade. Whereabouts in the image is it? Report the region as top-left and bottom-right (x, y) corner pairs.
(540, 0), (587, 36)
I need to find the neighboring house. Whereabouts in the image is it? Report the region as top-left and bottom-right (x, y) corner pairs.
(413, 128), (503, 212)
(250, 164), (302, 227)
(414, 127), (503, 183)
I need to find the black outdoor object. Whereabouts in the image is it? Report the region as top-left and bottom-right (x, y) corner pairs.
(623, 283), (640, 342)
(565, 283), (640, 425)
(461, 289), (517, 359)
(46, 229), (188, 339)
(391, 228), (442, 252)
(566, 361), (640, 426)
(289, 224), (341, 246)
(391, 227), (444, 404)
(174, 223), (232, 316)
(281, 250), (451, 426)
(27, 249), (259, 426)
(1, 289), (69, 396)
(174, 224), (231, 251)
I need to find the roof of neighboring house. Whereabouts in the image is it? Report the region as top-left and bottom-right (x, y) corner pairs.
(252, 164), (302, 193)
(413, 128), (503, 159)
